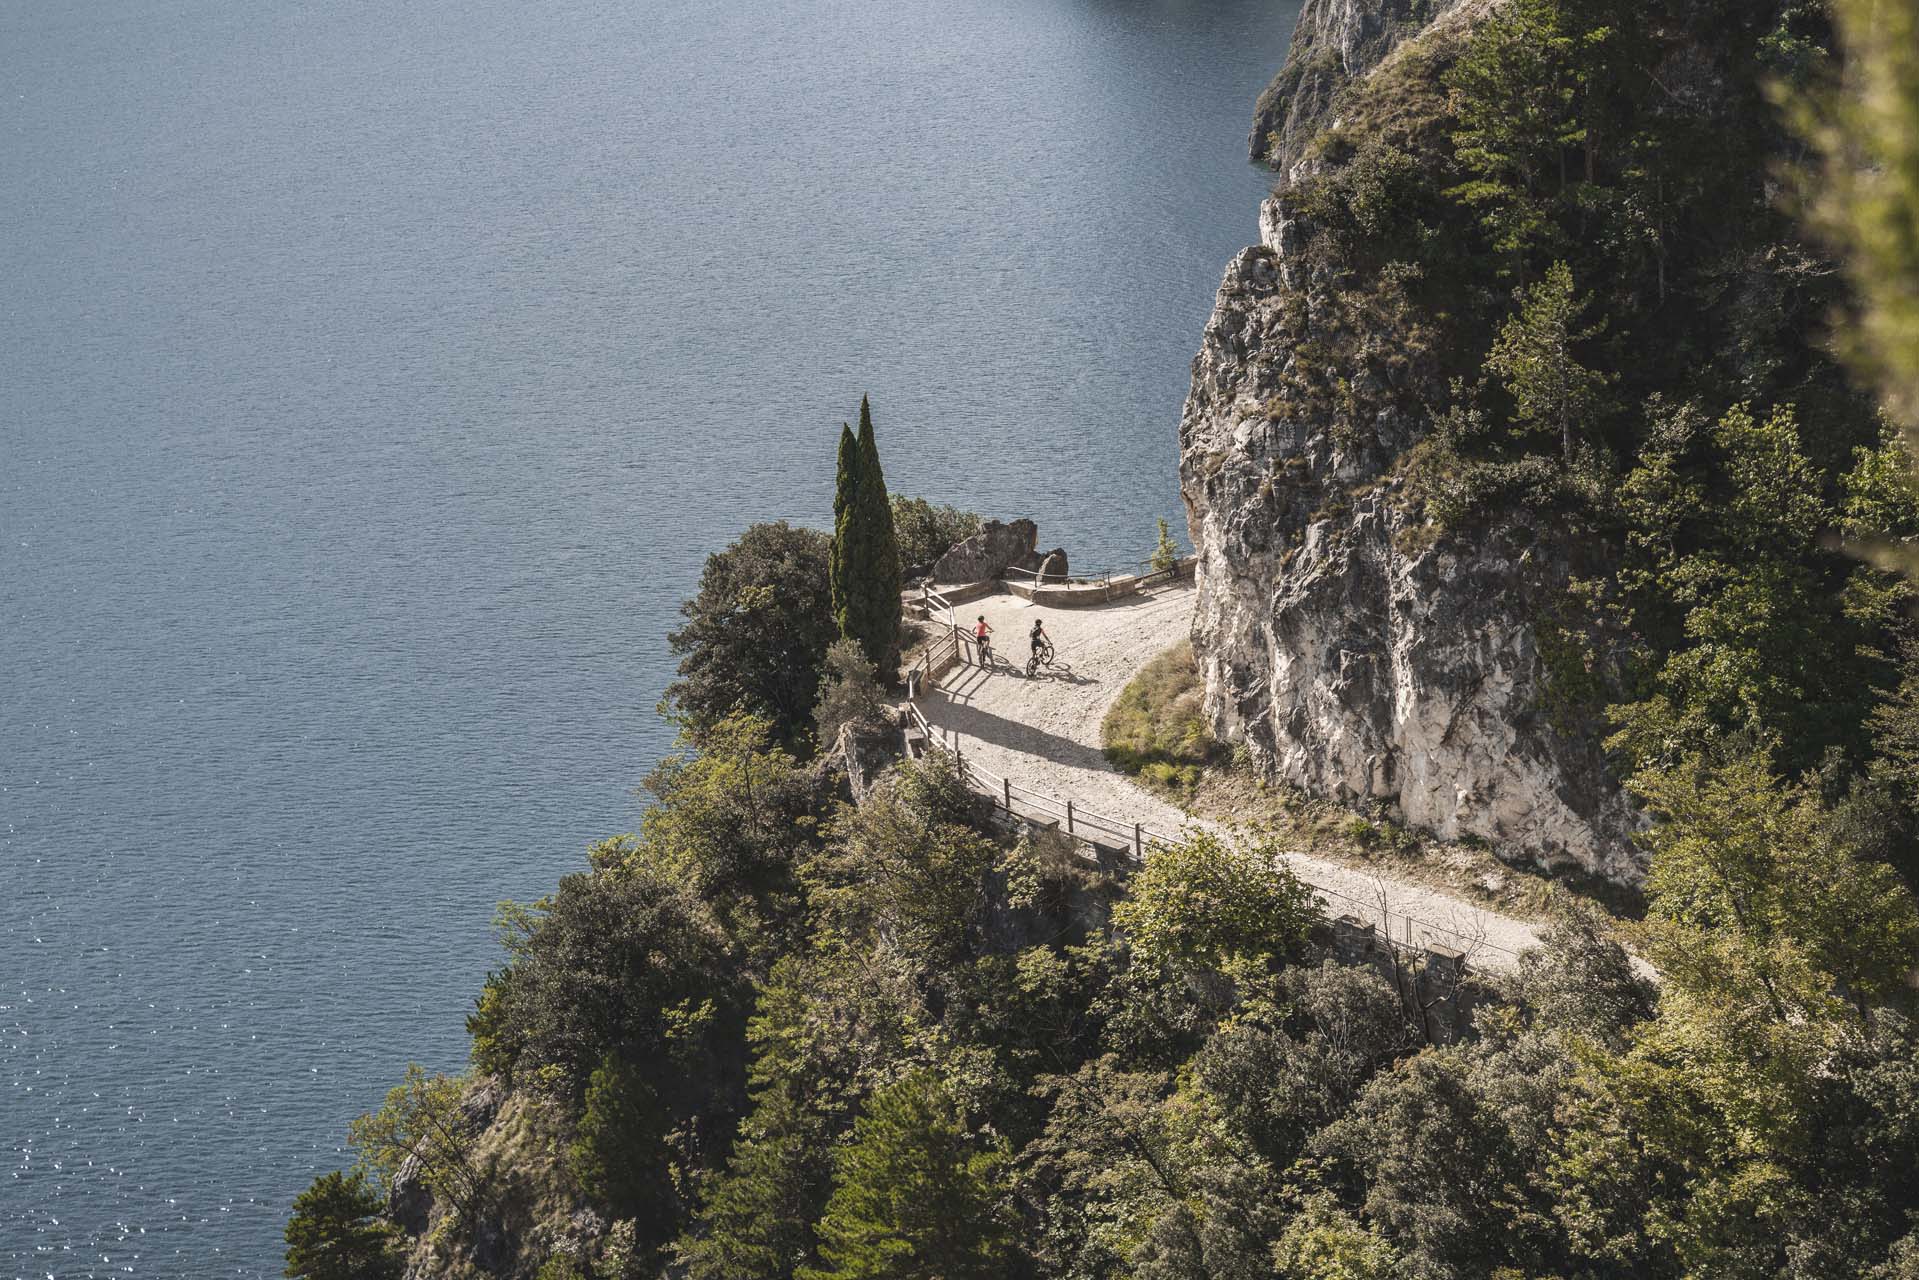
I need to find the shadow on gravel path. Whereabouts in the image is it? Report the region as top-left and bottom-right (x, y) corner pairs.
(924, 696), (1114, 775)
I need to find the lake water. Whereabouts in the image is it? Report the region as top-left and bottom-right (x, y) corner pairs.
(0, 0), (1297, 1272)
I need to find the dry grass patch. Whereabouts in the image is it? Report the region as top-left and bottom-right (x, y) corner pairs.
(1101, 640), (1219, 798)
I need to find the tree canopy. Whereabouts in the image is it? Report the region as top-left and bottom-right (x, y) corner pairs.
(669, 520), (837, 751)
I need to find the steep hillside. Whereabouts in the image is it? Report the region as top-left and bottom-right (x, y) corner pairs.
(1188, 0), (1915, 884)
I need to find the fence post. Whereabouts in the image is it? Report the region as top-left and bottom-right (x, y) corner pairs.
(1134, 823), (1142, 859)
(1066, 800), (1074, 835)
(1003, 778), (1012, 815)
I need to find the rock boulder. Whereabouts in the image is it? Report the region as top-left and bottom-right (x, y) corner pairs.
(931, 518), (1040, 584)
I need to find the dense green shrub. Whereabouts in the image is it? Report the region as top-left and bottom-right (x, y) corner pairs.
(1112, 830), (1318, 972)
(345, 1065), (479, 1214)
(1149, 516), (1179, 574)
(570, 1051), (681, 1238)
(668, 521), (837, 752)
(637, 711), (830, 940)
(478, 864), (744, 1096)
(891, 496), (982, 570)
(813, 638), (890, 750)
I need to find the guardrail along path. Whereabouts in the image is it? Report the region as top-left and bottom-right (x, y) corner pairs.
(908, 582), (1546, 971)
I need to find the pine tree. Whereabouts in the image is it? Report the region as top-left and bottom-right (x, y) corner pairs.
(284, 1170), (403, 1280)
(800, 1071), (1015, 1280)
(570, 1050), (677, 1240)
(676, 1082), (833, 1280)
(1485, 260), (1610, 465)
(1150, 517), (1179, 574)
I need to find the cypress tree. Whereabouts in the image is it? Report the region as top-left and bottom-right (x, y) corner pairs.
(829, 398), (902, 675)
(852, 396), (903, 673)
(829, 422), (861, 648)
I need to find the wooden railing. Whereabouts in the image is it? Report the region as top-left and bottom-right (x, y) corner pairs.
(908, 627), (960, 692)
(900, 700), (1513, 963)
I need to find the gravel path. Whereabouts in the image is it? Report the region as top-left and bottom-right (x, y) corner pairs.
(917, 581), (1546, 972)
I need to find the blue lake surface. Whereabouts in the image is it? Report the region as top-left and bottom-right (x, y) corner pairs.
(0, 0), (1298, 1272)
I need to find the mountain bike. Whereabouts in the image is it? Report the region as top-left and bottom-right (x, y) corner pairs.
(1025, 638), (1056, 679)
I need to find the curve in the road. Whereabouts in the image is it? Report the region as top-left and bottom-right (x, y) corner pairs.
(915, 581), (1547, 972)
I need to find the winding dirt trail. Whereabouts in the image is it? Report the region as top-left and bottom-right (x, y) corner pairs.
(917, 581), (1547, 972)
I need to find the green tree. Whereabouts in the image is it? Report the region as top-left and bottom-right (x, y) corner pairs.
(284, 1170), (403, 1280)
(1444, 0), (1579, 274)
(803, 751), (996, 972)
(1609, 401), (1895, 774)
(1194, 964), (1417, 1171)
(1484, 261), (1610, 466)
(1149, 518), (1179, 575)
(668, 521), (837, 751)
(1801, 0), (1919, 429)
(830, 422), (861, 647)
(571, 1050), (679, 1233)
(814, 637), (890, 751)
(803, 1071), (1017, 1280)
(1314, 1047), (1547, 1278)
(1112, 830), (1318, 973)
(481, 862), (743, 1095)
(677, 1082), (834, 1280)
(1631, 748), (1919, 1014)
(347, 1065), (481, 1215)
(1271, 1194), (1402, 1280)
(890, 496), (982, 570)
(1551, 747), (1919, 1277)
(856, 398), (903, 667)
(832, 398), (903, 673)
(637, 711), (830, 939)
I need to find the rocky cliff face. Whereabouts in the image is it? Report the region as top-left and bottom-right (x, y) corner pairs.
(1248, 0), (1474, 170)
(1189, 4), (1644, 883)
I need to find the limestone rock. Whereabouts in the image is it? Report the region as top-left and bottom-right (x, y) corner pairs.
(1248, 0), (1475, 171)
(388, 1154), (433, 1235)
(1186, 0), (1642, 884)
(932, 518), (1040, 583)
(1037, 549), (1070, 584)
(460, 1075), (506, 1133)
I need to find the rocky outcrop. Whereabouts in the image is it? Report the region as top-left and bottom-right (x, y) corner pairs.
(833, 721), (902, 803)
(388, 1155), (433, 1235)
(932, 518), (1041, 583)
(1188, 7), (1642, 883)
(1249, 0), (1479, 172)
